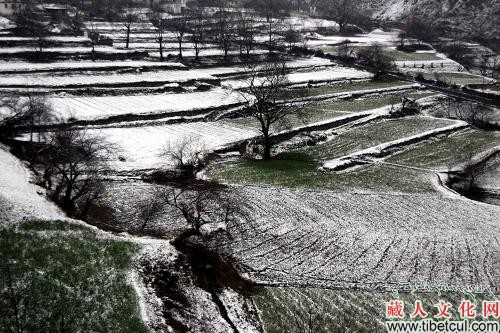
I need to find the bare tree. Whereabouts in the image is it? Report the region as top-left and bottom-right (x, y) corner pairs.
(321, 0), (356, 33)
(168, 15), (189, 59)
(0, 95), (54, 142)
(122, 8), (138, 49)
(160, 137), (206, 178)
(435, 98), (490, 127)
(136, 190), (166, 230)
(13, 4), (48, 52)
(357, 43), (395, 78)
(155, 180), (246, 239)
(149, 7), (168, 62)
(236, 11), (255, 57)
(335, 42), (354, 60)
(254, 0), (287, 53)
(238, 60), (307, 160)
(41, 129), (115, 219)
(214, 4), (235, 59)
(68, 6), (84, 37)
(190, 10), (207, 61)
(284, 25), (301, 52)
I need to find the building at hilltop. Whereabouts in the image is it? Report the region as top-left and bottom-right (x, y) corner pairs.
(0, 0), (24, 16)
(149, 0), (187, 14)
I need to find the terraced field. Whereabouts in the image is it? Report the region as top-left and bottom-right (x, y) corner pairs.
(92, 121), (258, 171)
(213, 115), (464, 192)
(423, 72), (495, 85)
(47, 88), (247, 122)
(253, 286), (495, 333)
(224, 92), (436, 131)
(387, 130), (500, 169)
(282, 79), (413, 99)
(209, 186), (500, 289)
(303, 116), (456, 160)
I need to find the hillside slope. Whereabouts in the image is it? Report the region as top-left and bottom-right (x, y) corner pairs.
(363, 0), (500, 39)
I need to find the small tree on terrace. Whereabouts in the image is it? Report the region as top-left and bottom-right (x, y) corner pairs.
(121, 8), (138, 49)
(160, 137), (206, 178)
(149, 7), (168, 61)
(253, 0), (288, 53)
(168, 15), (189, 59)
(236, 10), (256, 57)
(214, 4), (235, 60)
(284, 25), (301, 52)
(238, 60), (307, 160)
(357, 43), (395, 78)
(190, 10), (206, 61)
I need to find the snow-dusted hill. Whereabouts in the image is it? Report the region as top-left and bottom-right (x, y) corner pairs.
(362, 0), (500, 39)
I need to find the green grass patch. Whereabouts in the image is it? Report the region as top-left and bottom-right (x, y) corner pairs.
(424, 72), (494, 85)
(321, 45), (443, 61)
(214, 155), (435, 192)
(284, 79), (410, 98)
(384, 49), (443, 61)
(225, 93), (436, 131)
(389, 130), (500, 169)
(19, 219), (89, 232)
(253, 286), (495, 333)
(302, 116), (455, 161)
(0, 220), (146, 332)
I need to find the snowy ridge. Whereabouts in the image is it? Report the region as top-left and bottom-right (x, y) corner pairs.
(0, 145), (64, 221)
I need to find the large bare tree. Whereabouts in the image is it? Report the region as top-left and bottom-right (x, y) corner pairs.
(42, 129), (115, 219)
(238, 60), (307, 160)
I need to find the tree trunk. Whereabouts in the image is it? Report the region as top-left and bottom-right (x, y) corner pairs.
(263, 132), (272, 160)
(63, 185), (74, 214)
(159, 43), (164, 62)
(178, 39), (183, 59)
(126, 26), (130, 48)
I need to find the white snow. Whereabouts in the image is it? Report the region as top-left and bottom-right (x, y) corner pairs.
(0, 46), (142, 54)
(322, 121), (469, 171)
(0, 60), (185, 73)
(89, 121), (258, 171)
(0, 69), (215, 88)
(0, 144), (65, 221)
(223, 67), (373, 89)
(47, 88), (247, 122)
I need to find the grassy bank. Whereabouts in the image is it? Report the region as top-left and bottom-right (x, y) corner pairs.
(0, 220), (146, 332)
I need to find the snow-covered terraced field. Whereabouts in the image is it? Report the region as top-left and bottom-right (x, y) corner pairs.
(0, 46), (141, 55)
(47, 88), (247, 122)
(92, 121), (258, 171)
(211, 186), (500, 289)
(303, 116), (458, 161)
(307, 29), (399, 48)
(223, 67), (373, 89)
(0, 60), (185, 73)
(321, 121), (469, 171)
(0, 69), (215, 89)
